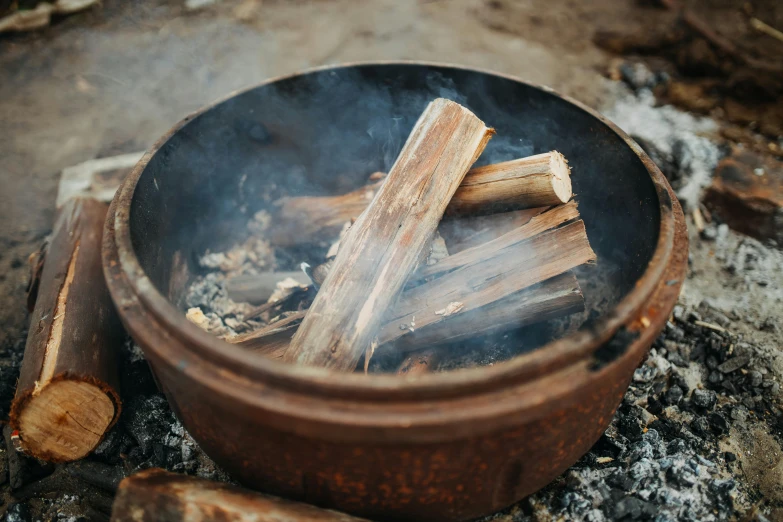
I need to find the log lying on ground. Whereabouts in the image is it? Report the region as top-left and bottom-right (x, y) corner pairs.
(11, 198), (122, 462)
(225, 271), (311, 304)
(283, 99), (494, 370)
(111, 468), (368, 522)
(268, 151), (570, 246)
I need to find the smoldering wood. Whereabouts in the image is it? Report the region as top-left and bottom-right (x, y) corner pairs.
(390, 272), (584, 350)
(376, 220), (594, 349)
(234, 272), (585, 363)
(110, 468), (369, 522)
(225, 271), (311, 304)
(234, 218), (593, 366)
(11, 198), (122, 463)
(268, 151), (570, 247)
(283, 98), (494, 371)
(307, 202), (578, 289)
(415, 201), (580, 281)
(439, 206), (547, 254)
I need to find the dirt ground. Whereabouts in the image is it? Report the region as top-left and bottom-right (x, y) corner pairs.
(1, 0), (782, 520)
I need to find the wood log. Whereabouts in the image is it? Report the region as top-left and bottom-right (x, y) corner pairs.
(110, 468), (368, 522)
(415, 202), (579, 281)
(268, 152), (570, 247)
(225, 271), (311, 304)
(283, 99), (494, 370)
(390, 272), (584, 350)
(439, 206), (546, 254)
(446, 152), (571, 215)
(10, 198), (122, 462)
(376, 221), (594, 348)
(397, 350), (439, 376)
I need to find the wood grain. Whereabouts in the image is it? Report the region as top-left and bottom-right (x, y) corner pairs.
(283, 98), (494, 370)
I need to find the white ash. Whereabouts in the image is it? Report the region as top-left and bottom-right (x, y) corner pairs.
(602, 81), (721, 211)
(185, 213), (276, 338)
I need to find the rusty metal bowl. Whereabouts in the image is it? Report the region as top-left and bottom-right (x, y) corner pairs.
(103, 62), (687, 521)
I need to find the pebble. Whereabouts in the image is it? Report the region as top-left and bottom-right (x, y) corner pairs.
(731, 405), (749, 422)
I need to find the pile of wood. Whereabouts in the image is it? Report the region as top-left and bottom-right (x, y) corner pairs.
(227, 98), (596, 374)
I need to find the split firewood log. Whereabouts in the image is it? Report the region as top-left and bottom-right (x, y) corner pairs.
(110, 468), (368, 522)
(11, 198), (122, 462)
(269, 151), (571, 247)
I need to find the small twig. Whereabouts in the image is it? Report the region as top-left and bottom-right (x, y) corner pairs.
(693, 320), (727, 333)
(750, 17), (783, 44)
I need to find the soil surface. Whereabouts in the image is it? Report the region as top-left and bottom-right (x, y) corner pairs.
(0, 1), (781, 521)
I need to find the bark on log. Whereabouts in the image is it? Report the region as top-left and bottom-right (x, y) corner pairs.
(10, 198), (122, 462)
(225, 271), (311, 304)
(110, 468), (368, 522)
(283, 99), (494, 370)
(268, 152), (569, 247)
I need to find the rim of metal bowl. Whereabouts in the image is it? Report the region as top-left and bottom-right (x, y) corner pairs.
(110, 61), (676, 400)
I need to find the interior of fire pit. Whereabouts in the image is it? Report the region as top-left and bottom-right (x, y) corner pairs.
(128, 63), (660, 372)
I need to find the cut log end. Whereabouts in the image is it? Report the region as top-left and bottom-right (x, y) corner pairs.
(549, 151), (573, 204)
(15, 379), (116, 462)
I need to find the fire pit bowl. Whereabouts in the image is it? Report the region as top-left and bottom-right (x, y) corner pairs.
(103, 62), (687, 521)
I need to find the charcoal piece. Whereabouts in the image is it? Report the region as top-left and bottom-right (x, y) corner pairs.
(92, 426), (134, 465)
(607, 471), (635, 492)
(629, 458), (656, 482)
(124, 395), (177, 457)
(3, 503), (31, 522)
(666, 351), (688, 368)
(646, 397), (664, 415)
(618, 414), (645, 442)
(708, 370), (723, 384)
(613, 496), (656, 520)
(664, 385), (683, 405)
(629, 440), (654, 463)
(3, 426), (54, 490)
(724, 452), (737, 462)
(708, 413), (729, 435)
(666, 438), (689, 456)
(667, 460), (697, 487)
(691, 389), (717, 410)
(651, 419), (682, 441)
(66, 460), (126, 492)
(690, 417), (711, 438)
